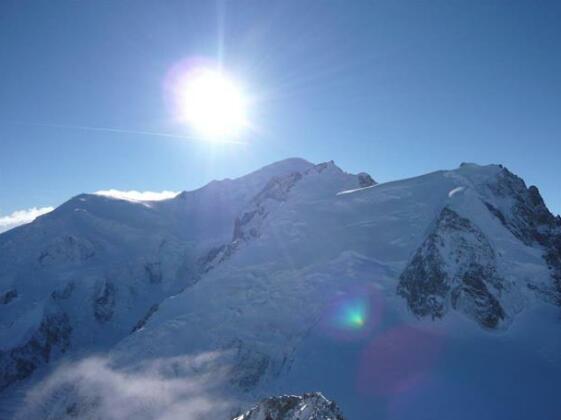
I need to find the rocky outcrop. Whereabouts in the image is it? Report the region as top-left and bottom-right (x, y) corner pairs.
(233, 392), (345, 420)
(93, 280), (116, 323)
(131, 303), (159, 333)
(51, 282), (75, 301)
(233, 172), (303, 242)
(199, 171), (305, 272)
(358, 172), (375, 188)
(398, 207), (507, 329)
(0, 309), (71, 391)
(0, 288), (17, 305)
(38, 235), (96, 266)
(228, 340), (272, 391)
(143, 261), (162, 284)
(200, 162), (375, 274)
(483, 168), (561, 302)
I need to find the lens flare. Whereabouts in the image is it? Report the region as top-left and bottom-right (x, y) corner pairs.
(319, 284), (382, 340)
(336, 299), (368, 330)
(357, 326), (443, 396)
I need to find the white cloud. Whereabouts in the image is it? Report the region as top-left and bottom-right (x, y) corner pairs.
(0, 206), (54, 233)
(95, 190), (179, 202)
(18, 353), (235, 420)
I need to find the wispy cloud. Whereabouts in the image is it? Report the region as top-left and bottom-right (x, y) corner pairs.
(17, 353), (235, 420)
(95, 190), (179, 202)
(0, 206), (54, 233)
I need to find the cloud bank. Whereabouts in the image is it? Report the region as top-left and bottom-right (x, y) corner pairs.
(95, 190), (179, 202)
(17, 353), (235, 420)
(0, 207), (54, 233)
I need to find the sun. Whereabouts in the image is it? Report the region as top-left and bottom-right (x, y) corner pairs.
(174, 67), (248, 140)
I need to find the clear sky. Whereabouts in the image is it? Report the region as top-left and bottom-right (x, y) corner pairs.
(1, 0), (560, 219)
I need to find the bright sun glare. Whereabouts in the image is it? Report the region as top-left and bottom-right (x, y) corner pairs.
(175, 68), (248, 140)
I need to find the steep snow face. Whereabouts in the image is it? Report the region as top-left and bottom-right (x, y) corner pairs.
(397, 164), (560, 329)
(0, 158), (324, 392)
(2, 160), (561, 420)
(93, 163), (559, 419)
(478, 167), (561, 301)
(233, 392), (345, 420)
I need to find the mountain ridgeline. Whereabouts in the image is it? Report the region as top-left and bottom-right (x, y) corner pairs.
(1, 158), (560, 419)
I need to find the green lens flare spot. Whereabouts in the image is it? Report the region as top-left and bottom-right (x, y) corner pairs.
(338, 300), (368, 330)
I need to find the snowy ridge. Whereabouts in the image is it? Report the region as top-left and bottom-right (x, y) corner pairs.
(0, 158), (323, 394)
(1, 159), (561, 419)
(233, 392), (345, 420)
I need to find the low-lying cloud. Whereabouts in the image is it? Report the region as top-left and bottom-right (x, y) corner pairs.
(0, 206), (54, 233)
(17, 352), (235, 420)
(95, 190), (179, 202)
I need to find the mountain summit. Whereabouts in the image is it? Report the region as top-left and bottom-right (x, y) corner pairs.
(1, 159), (560, 419)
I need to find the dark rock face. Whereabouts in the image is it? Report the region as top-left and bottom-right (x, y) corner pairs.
(51, 282), (75, 301)
(398, 207), (507, 329)
(234, 172), (303, 242)
(450, 267), (505, 329)
(357, 172), (376, 188)
(224, 338), (272, 392)
(38, 235), (95, 266)
(131, 303), (159, 333)
(234, 392), (345, 420)
(483, 168), (561, 303)
(144, 262), (162, 284)
(230, 350), (270, 392)
(484, 169), (557, 245)
(252, 172), (303, 205)
(93, 281), (116, 323)
(197, 243), (229, 274)
(0, 309), (71, 391)
(199, 162), (371, 275)
(0, 288), (17, 305)
(397, 243), (449, 319)
(200, 171), (306, 273)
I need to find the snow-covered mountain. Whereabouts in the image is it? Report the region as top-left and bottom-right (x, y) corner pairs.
(1, 158), (560, 419)
(233, 393), (344, 420)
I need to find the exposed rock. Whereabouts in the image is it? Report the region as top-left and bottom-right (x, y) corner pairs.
(38, 235), (95, 266)
(483, 167), (561, 302)
(311, 160), (339, 174)
(0, 309), (71, 391)
(233, 392), (345, 420)
(0, 288), (17, 305)
(451, 266), (505, 329)
(357, 172), (375, 188)
(484, 169), (557, 245)
(234, 172), (303, 242)
(93, 280), (116, 323)
(131, 303), (159, 333)
(144, 261), (162, 284)
(51, 282), (75, 301)
(227, 339), (272, 391)
(398, 207), (507, 329)
(199, 171), (306, 272)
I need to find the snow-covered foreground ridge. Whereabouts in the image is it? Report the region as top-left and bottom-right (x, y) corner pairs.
(1, 158), (560, 419)
(233, 392), (344, 420)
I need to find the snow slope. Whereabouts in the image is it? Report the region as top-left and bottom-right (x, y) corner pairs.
(1, 159), (561, 419)
(0, 158), (315, 391)
(233, 392), (344, 420)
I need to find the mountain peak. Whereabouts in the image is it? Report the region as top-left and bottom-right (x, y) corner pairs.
(234, 392), (345, 420)
(243, 157), (315, 180)
(2, 158), (561, 419)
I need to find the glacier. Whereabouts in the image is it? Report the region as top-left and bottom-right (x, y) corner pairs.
(0, 158), (560, 419)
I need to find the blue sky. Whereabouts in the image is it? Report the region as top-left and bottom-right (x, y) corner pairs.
(1, 0), (560, 219)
